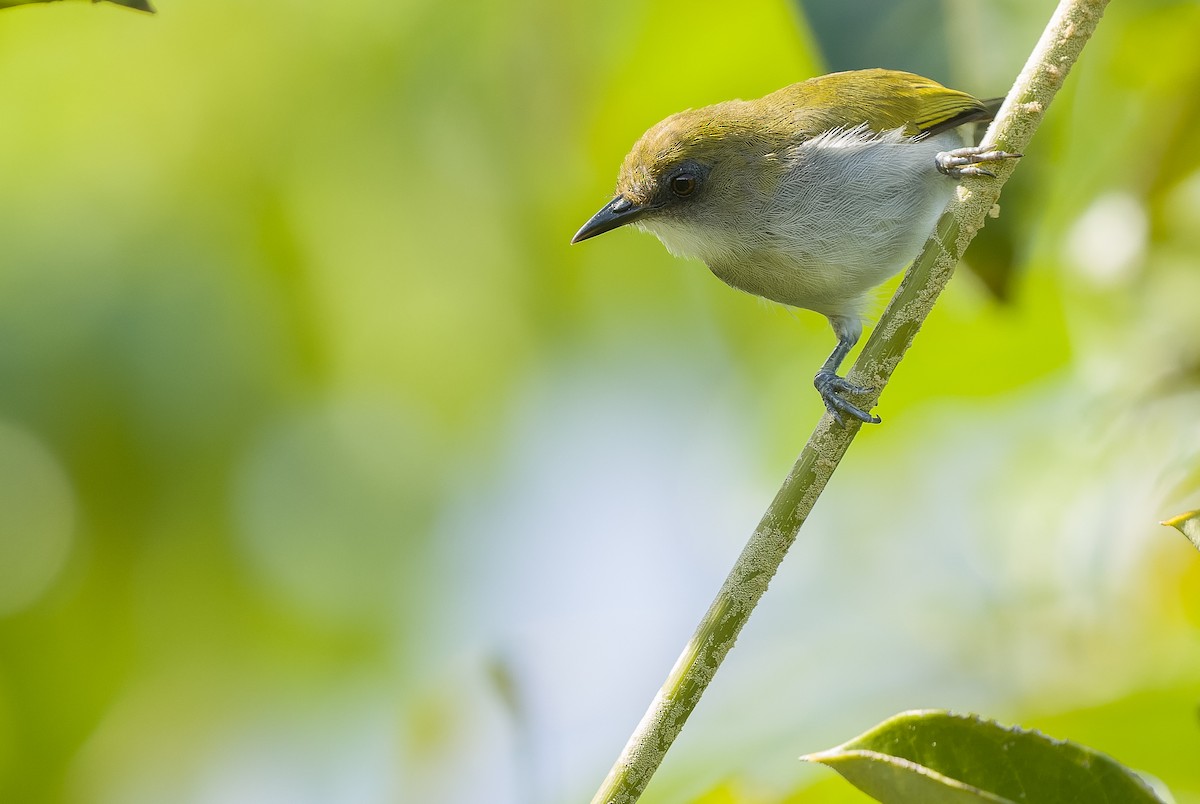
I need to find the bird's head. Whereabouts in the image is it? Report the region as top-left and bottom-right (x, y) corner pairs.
(571, 101), (788, 261)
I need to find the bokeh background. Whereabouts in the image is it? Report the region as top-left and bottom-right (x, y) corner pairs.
(0, 0), (1198, 802)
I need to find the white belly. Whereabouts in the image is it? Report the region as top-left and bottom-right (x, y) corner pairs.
(648, 126), (962, 318)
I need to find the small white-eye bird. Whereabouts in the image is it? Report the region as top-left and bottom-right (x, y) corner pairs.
(572, 68), (1018, 424)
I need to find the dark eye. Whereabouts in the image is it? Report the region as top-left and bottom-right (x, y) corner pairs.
(670, 173), (697, 197)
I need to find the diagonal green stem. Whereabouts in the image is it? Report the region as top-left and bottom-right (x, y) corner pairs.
(590, 0), (1111, 801)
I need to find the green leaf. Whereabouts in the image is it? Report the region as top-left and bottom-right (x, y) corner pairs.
(1161, 509), (1200, 552)
(101, 0), (154, 11)
(0, 0), (153, 11)
(801, 710), (1165, 804)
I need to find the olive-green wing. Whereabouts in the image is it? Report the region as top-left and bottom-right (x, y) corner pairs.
(774, 68), (993, 138)
(881, 70), (993, 135)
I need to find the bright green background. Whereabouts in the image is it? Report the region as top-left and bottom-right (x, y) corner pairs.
(0, 1), (1198, 802)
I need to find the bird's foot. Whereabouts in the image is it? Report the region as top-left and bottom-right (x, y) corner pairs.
(814, 370), (881, 426)
(935, 145), (1022, 179)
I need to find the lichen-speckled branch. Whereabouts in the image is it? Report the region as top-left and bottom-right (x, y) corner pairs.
(0, 0), (153, 12)
(590, 1), (1111, 802)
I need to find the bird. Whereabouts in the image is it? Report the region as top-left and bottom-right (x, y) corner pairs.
(571, 68), (1018, 424)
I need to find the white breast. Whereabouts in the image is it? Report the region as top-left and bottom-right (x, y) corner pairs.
(646, 126), (962, 319)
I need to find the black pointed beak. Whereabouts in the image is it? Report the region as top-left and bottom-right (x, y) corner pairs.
(571, 196), (647, 244)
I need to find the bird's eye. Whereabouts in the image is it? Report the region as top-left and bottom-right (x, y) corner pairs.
(670, 173), (697, 197)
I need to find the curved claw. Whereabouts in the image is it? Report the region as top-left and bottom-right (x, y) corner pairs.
(935, 145), (1022, 179)
(814, 370), (881, 426)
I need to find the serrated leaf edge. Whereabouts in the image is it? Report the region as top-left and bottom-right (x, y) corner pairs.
(804, 710), (1165, 803)
(799, 748), (1017, 804)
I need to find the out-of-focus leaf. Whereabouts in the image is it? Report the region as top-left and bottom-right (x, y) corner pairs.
(795, 0), (948, 78)
(1162, 510), (1200, 552)
(0, 0), (153, 11)
(801, 710), (1164, 804)
(103, 0), (153, 11)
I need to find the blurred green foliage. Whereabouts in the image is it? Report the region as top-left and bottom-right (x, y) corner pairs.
(0, 1), (1197, 803)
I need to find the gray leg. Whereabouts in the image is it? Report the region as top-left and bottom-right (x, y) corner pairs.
(935, 145), (1022, 179)
(813, 320), (880, 426)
